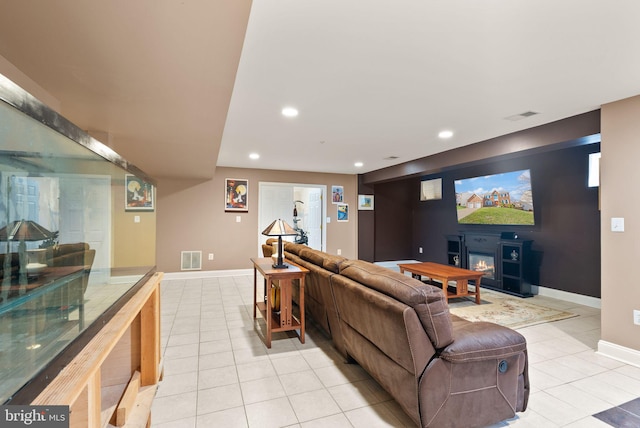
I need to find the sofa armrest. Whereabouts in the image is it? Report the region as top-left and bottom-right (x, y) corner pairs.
(440, 321), (526, 363)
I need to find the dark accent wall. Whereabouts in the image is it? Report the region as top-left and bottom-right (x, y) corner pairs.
(371, 180), (414, 261)
(357, 178), (376, 262)
(358, 112), (602, 297)
(414, 144), (600, 297)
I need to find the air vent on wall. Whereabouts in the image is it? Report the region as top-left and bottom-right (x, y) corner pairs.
(181, 251), (202, 270)
(505, 111), (539, 121)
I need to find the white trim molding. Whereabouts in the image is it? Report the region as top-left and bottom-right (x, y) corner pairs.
(598, 340), (640, 368)
(532, 285), (601, 309)
(163, 269), (253, 281)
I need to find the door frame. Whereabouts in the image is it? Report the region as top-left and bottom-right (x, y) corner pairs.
(258, 182), (327, 255)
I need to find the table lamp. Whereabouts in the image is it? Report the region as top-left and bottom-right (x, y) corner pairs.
(261, 219), (297, 268)
(0, 219), (54, 278)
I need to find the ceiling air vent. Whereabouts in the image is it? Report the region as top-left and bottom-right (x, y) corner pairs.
(384, 156), (399, 160)
(505, 111), (539, 121)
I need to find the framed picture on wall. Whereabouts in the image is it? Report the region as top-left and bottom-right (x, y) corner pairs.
(358, 194), (374, 210)
(337, 203), (349, 222)
(331, 185), (344, 204)
(225, 178), (249, 212)
(125, 174), (154, 211)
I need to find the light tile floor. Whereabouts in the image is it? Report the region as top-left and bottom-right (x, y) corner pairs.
(151, 275), (638, 427)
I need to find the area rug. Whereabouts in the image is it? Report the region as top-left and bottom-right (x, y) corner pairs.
(448, 290), (577, 329)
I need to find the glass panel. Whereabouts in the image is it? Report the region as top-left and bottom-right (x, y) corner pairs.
(0, 93), (156, 403)
(468, 252), (495, 279)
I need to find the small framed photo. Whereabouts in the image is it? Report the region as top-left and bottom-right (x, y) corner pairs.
(125, 174), (154, 211)
(331, 185), (344, 204)
(225, 178), (249, 212)
(337, 204), (349, 222)
(358, 194), (374, 210)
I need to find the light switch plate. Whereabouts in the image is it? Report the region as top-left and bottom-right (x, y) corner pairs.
(611, 217), (624, 232)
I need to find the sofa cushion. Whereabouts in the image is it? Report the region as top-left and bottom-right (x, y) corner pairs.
(284, 242), (306, 256)
(441, 321), (527, 363)
(339, 260), (454, 349)
(322, 254), (347, 273)
(53, 242), (89, 256)
(299, 247), (326, 267)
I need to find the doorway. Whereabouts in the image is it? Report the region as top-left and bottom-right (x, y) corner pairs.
(258, 182), (326, 256)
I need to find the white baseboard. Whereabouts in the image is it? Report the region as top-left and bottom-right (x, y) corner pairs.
(597, 340), (640, 368)
(162, 269), (253, 280)
(374, 260), (420, 272)
(532, 285), (601, 309)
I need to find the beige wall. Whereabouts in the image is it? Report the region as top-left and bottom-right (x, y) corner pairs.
(156, 167), (358, 272)
(113, 182), (157, 267)
(601, 95), (640, 353)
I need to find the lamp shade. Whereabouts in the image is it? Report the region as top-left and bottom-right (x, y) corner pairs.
(0, 220), (54, 241)
(262, 219), (297, 269)
(261, 219), (297, 237)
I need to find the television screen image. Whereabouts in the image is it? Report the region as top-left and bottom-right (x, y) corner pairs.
(454, 169), (534, 225)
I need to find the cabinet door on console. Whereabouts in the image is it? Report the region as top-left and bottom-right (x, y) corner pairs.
(500, 240), (533, 297)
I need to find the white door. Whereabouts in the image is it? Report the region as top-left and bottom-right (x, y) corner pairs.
(306, 188), (323, 250)
(59, 175), (111, 285)
(258, 183), (326, 256)
(258, 183), (294, 256)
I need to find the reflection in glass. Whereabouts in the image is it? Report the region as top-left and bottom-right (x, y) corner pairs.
(0, 89), (156, 403)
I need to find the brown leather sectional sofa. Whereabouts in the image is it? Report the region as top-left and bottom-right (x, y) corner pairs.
(0, 242), (96, 301)
(277, 241), (529, 428)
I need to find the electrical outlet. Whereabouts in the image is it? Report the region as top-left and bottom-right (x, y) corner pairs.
(337, 249), (342, 255)
(634, 310), (640, 325)
(208, 253), (214, 260)
(419, 247), (423, 254)
(236, 216), (241, 223)
(134, 215), (140, 223)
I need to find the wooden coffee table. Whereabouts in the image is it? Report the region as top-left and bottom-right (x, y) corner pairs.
(398, 262), (483, 304)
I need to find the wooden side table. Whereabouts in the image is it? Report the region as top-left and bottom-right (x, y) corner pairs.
(251, 257), (308, 348)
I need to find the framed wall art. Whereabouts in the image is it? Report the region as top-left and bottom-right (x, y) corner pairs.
(358, 194), (374, 210)
(337, 203), (349, 222)
(125, 174), (155, 211)
(225, 178), (249, 212)
(331, 185), (344, 204)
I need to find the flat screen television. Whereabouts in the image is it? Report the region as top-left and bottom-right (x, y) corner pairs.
(454, 169), (535, 225)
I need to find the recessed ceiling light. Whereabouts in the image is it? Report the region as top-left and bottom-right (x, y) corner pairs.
(249, 153), (260, 160)
(282, 107), (299, 117)
(354, 162), (363, 168)
(438, 130), (454, 139)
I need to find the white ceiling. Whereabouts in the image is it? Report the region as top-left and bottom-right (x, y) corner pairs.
(1, 1), (640, 179)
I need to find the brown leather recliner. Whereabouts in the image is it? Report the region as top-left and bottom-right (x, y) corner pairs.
(331, 260), (528, 428)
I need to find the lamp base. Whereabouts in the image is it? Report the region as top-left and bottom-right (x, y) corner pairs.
(272, 236), (288, 269)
